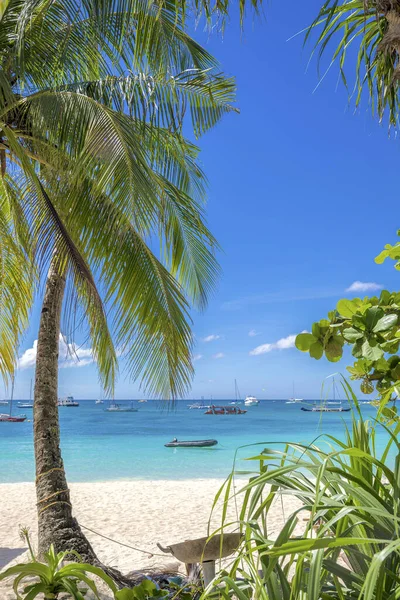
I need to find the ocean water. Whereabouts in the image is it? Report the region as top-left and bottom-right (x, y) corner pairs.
(0, 400), (390, 483)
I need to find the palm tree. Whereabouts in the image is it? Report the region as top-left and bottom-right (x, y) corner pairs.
(0, 0), (260, 566)
(308, 0), (400, 127)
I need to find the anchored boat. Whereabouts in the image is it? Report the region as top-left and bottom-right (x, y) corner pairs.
(205, 405), (247, 415)
(104, 401), (138, 412)
(165, 439), (218, 448)
(58, 396), (79, 407)
(0, 376), (26, 422)
(244, 395), (259, 406)
(301, 377), (350, 412)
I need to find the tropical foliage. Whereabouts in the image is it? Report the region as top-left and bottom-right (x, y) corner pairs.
(295, 232), (400, 399)
(307, 0), (400, 128)
(205, 381), (400, 600)
(0, 0), (245, 398)
(0, 541), (118, 599)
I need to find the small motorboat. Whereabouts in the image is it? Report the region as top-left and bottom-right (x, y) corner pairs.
(244, 395), (259, 406)
(95, 399), (104, 404)
(165, 439), (218, 448)
(58, 396), (79, 407)
(0, 400), (8, 406)
(18, 402), (33, 408)
(205, 405), (247, 415)
(301, 406), (350, 412)
(104, 401), (138, 412)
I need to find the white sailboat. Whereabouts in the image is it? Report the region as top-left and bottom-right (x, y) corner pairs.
(231, 379), (242, 405)
(286, 382), (303, 404)
(18, 379), (34, 408)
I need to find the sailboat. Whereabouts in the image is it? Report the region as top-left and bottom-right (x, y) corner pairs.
(301, 377), (350, 412)
(18, 379), (34, 408)
(0, 376), (27, 422)
(231, 379), (242, 405)
(286, 382), (303, 404)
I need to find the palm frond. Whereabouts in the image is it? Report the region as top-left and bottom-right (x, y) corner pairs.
(307, 1), (400, 127)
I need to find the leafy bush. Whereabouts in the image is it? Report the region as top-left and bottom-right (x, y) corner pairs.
(295, 231), (400, 400)
(0, 541), (117, 599)
(115, 580), (169, 600)
(205, 380), (400, 600)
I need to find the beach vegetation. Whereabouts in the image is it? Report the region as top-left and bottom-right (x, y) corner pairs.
(206, 380), (400, 600)
(306, 0), (400, 129)
(0, 540), (117, 599)
(296, 232), (400, 400)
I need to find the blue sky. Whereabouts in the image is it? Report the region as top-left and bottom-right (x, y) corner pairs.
(10, 1), (400, 400)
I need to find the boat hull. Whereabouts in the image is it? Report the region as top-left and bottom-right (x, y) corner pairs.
(105, 408), (138, 412)
(165, 439), (218, 448)
(205, 405), (247, 415)
(0, 414), (27, 422)
(301, 407), (351, 412)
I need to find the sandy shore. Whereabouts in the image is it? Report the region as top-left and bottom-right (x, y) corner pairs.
(0, 478), (303, 597)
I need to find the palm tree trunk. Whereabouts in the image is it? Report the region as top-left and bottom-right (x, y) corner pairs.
(34, 258), (97, 561)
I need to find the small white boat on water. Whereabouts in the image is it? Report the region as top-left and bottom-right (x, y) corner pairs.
(0, 400), (8, 406)
(105, 401), (138, 413)
(18, 379), (33, 408)
(286, 382), (303, 404)
(95, 399), (104, 404)
(188, 402), (210, 409)
(58, 396), (79, 407)
(244, 395), (259, 406)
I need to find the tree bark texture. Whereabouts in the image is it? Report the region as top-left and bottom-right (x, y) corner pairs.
(33, 259), (97, 561)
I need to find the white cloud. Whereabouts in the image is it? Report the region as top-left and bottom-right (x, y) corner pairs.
(18, 340), (38, 369)
(193, 354), (203, 362)
(346, 281), (384, 293)
(248, 329), (259, 337)
(212, 352), (225, 359)
(202, 334), (221, 343)
(18, 335), (95, 370)
(250, 334), (297, 356)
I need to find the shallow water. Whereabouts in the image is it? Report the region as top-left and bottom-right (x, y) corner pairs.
(0, 400), (389, 482)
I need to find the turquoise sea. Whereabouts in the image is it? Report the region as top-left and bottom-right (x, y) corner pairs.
(0, 400), (389, 483)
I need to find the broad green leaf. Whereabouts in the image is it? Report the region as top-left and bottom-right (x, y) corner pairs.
(365, 307), (384, 331)
(362, 339), (384, 361)
(391, 364), (400, 381)
(372, 314), (398, 333)
(343, 327), (364, 342)
(337, 298), (361, 318)
(325, 337), (343, 360)
(310, 341), (323, 359)
(295, 333), (316, 352)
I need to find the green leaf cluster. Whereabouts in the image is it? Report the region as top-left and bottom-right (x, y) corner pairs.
(0, 543), (118, 599)
(295, 232), (400, 398)
(116, 580), (169, 600)
(307, 1), (400, 129)
(295, 318), (344, 362)
(0, 0), (253, 398)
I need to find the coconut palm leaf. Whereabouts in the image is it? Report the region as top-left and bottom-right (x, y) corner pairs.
(307, 1), (400, 127)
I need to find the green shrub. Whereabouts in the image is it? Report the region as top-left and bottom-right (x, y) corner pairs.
(0, 542), (117, 599)
(205, 379), (400, 600)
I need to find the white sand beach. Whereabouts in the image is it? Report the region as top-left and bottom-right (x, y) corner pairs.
(0, 479), (303, 597)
